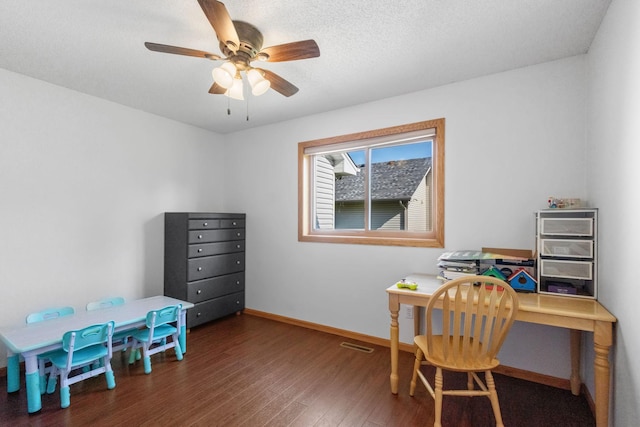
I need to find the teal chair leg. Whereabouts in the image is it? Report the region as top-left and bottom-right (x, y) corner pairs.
(39, 373), (47, 394)
(175, 343), (183, 361)
(105, 370), (116, 389)
(128, 346), (137, 364)
(143, 355), (152, 374)
(60, 386), (70, 408)
(7, 354), (20, 393)
(46, 374), (57, 394)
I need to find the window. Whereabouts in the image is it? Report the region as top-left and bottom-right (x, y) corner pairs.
(298, 118), (444, 247)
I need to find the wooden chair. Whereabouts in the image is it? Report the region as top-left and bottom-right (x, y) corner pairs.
(409, 275), (519, 427)
(86, 297), (137, 352)
(45, 321), (116, 408)
(26, 306), (75, 394)
(128, 305), (183, 374)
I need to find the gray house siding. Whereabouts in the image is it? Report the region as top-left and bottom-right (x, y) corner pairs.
(314, 156), (335, 229)
(335, 201), (405, 230)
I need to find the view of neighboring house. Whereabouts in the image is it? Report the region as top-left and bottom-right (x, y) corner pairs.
(314, 155), (433, 231)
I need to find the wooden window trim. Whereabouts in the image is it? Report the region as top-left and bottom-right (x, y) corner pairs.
(298, 118), (445, 248)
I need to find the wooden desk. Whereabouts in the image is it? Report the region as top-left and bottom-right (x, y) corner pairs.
(0, 296), (193, 414)
(387, 274), (616, 427)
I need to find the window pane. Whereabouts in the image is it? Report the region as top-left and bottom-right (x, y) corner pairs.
(370, 141), (433, 231)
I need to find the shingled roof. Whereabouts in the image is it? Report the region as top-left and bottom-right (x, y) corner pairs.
(335, 158), (431, 201)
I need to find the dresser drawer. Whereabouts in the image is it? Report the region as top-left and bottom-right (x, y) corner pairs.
(187, 253), (245, 281)
(188, 219), (221, 230)
(187, 273), (244, 303)
(188, 229), (245, 243)
(189, 240), (245, 258)
(221, 219), (245, 228)
(540, 239), (593, 258)
(540, 259), (592, 280)
(187, 292), (245, 327)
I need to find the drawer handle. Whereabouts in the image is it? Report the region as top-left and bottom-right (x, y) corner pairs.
(197, 312), (201, 317)
(197, 267), (202, 271)
(236, 261), (241, 265)
(236, 300), (240, 304)
(198, 248), (203, 253)
(198, 234), (203, 239)
(203, 222), (208, 226)
(232, 221), (237, 226)
(197, 289), (202, 294)
(236, 244), (241, 249)
(236, 281), (240, 285)
(237, 232), (241, 237)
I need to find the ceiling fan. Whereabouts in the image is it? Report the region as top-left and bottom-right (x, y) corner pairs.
(145, 0), (320, 99)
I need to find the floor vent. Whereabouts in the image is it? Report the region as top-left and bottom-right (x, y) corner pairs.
(340, 342), (374, 353)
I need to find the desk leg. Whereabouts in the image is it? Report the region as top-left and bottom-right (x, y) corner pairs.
(389, 294), (400, 394)
(7, 351), (20, 393)
(570, 329), (582, 395)
(24, 355), (41, 413)
(594, 320), (613, 427)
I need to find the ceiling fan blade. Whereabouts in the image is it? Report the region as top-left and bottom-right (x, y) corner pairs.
(257, 68), (299, 97)
(145, 42), (222, 60)
(198, 0), (240, 53)
(259, 40), (320, 62)
(208, 82), (227, 94)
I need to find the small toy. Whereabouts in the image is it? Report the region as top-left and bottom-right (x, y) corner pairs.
(396, 279), (418, 290)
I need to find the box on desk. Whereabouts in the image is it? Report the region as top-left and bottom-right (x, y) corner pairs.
(481, 247), (537, 292)
(481, 247), (536, 275)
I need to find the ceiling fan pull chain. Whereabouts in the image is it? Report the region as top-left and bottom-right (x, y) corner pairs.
(246, 95), (250, 121)
(227, 96), (231, 116)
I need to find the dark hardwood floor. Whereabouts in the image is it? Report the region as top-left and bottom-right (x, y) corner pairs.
(1, 313), (594, 426)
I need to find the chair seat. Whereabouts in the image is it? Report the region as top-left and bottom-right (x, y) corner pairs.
(49, 345), (109, 369)
(130, 324), (177, 342)
(416, 335), (500, 372)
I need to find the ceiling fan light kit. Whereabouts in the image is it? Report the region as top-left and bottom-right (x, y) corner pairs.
(145, 0), (320, 107)
(212, 61), (237, 89)
(225, 77), (244, 100)
(246, 68), (270, 96)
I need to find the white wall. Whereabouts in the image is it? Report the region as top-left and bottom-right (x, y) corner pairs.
(0, 69), (226, 367)
(224, 55), (588, 379)
(586, 0), (640, 425)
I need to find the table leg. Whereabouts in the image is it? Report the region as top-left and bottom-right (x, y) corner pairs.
(7, 351), (20, 393)
(570, 329), (582, 395)
(24, 355), (41, 413)
(593, 320), (613, 427)
(180, 311), (187, 354)
(389, 295), (400, 394)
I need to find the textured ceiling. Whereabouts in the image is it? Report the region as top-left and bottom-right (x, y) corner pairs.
(0, 0), (611, 134)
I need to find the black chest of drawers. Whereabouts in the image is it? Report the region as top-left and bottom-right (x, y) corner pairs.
(164, 212), (246, 327)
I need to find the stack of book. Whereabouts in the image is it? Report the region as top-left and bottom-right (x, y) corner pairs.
(437, 250), (484, 281)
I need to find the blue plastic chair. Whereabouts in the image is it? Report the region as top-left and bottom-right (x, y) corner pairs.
(86, 297), (137, 352)
(128, 305), (183, 374)
(26, 307), (75, 394)
(46, 321), (116, 408)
